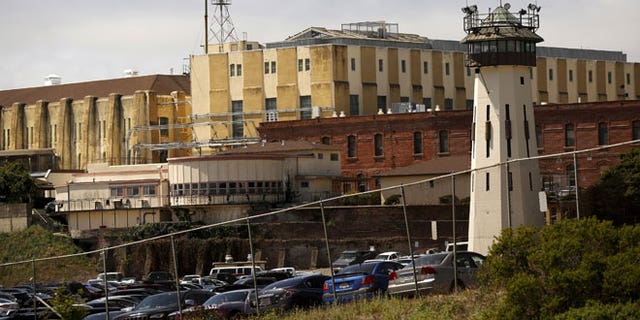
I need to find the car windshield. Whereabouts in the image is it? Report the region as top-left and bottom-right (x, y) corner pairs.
(204, 291), (250, 306)
(414, 253), (448, 266)
(337, 263), (376, 275)
(134, 293), (179, 310)
(374, 254), (390, 260)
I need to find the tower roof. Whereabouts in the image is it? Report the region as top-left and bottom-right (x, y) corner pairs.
(461, 3), (543, 44)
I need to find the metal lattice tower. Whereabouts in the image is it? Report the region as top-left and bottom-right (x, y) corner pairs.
(210, 0), (239, 52)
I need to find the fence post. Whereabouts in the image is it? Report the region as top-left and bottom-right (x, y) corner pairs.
(171, 236), (182, 317)
(32, 258), (36, 320)
(101, 250), (110, 319)
(451, 174), (458, 292)
(246, 219), (260, 316)
(573, 152), (581, 220)
(320, 202), (338, 304)
(400, 185), (420, 297)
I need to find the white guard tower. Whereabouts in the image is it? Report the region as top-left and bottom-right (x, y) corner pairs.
(462, 3), (546, 255)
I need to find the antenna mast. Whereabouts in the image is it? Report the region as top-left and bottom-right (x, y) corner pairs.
(209, 0), (239, 53)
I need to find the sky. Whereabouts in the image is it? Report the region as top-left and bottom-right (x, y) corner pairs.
(1, 0), (639, 90)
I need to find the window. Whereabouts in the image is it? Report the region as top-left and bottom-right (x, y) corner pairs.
(413, 132), (423, 154)
(111, 186), (124, 197)
(598, 122), (608, 145)
(299, 96), (312, 119)
(321, 136), (330, 145)
(466, 100), (474, 110)
(357, 174), (366, 192)
(159, 117), (169, 137)
(423, 61), (428, 74)
(423, 97), (432, 108)
(349, 95), (359, 116)
(439, 130), (449, 153)
(549, 68), (554, 81)
(264, 62), (269, 74)
(300, 181), (309, 188)
(127, 186), (140, 197)
(536, 125), (542, 148)
(608, 71), (612, 84)
(271, 61), (276, 73)
(351, 58), (356, 71)
(230, 64), (235, 76)
(298, 59), (303, 72)
(347, 135), (357, 158)
(143, 185), (156, 196)
(377, 96), (387, 113)
(485, 172), (490, 191)
(330, 153), (339, 161)
(588, 70), (593, 83)
(566, 164), (576, 187)
(401, 60), (406, 73)
(317, 153), (323, 159)
(400, 96), (410, 103)
(508, 172), (513, 191)
(565, 123), (575, 147)
(305, 58), (310, 71)
(378, 59), (384, 72)
(569, 70), (574, 82)
(236, 64), (242, 76)
(265, 98), (278, 122)
(374, 133), (383, 156)
(445, 62), (450, 75)
(627, 73), (632, 85)
(444, 98), (454, 111)
(633, 120), (640, 140)
(232, 100), (244, 138)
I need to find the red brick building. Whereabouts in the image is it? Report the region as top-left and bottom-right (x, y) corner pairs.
(258, 100), (640, 192)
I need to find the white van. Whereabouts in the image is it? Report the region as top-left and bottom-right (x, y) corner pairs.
(209, 266), (263, 276)
(445, 241), (469, 252)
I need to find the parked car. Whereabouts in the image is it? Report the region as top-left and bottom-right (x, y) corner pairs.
(79, 295), (139, 314)
(365, 251), (401, 262)
(0, 297), (19, 317)
(387, 251), (486, 296)
(177, 289), (258, 319)
(180, 275), (200, 285)
(145, 271), (174, 282)
(113, 290), (214, 320)
(257, 273), (330, 311)
(331, 250), (378, 272)
(322, 261), (404, 304)
(232, 276), (277, 289)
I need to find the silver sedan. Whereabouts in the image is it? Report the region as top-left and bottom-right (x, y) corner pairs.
(387, 251), (485, 296)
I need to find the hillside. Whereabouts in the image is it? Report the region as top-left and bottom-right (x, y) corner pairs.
(0, 226), (95, 286)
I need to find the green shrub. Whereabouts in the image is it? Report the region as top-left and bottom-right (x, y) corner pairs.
(384, 194), (402, 205)
(479, 218), (640, 319)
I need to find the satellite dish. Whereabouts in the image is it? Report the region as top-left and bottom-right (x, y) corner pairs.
(504, 3), (511, 10)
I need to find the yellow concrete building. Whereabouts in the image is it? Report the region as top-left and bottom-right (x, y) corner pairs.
(190, 22), (639, 150)
(0, 75), (192, 170)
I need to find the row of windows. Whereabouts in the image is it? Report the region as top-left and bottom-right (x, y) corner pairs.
(468, 40), (537, 54)
(549, 68), (632, 86)
(298, 58), (311, 72)
(170, 181), (283, 196)
(110, 185), (157, 197)
(372, 59), (452, 76)
(345, 131), (449, 158)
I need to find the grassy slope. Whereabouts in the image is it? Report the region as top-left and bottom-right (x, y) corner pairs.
(251, 289), (502, 320)
(0, 226), (95, 286)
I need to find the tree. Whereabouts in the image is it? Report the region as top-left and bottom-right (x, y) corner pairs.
(0, 161), (37, 203)
(479, 218), (640, 320)
(584, 148), (640, 225)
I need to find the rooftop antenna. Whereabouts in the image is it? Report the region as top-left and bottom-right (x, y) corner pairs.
(209, 0), (239, 53)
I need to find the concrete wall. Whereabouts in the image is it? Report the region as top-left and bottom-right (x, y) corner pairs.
(0, 204), (31, 233)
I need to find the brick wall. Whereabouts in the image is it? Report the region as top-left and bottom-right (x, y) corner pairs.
(259, 100), (640, 191)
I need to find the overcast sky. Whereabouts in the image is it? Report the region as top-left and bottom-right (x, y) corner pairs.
(1, 0), (639, 90)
